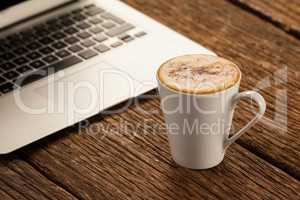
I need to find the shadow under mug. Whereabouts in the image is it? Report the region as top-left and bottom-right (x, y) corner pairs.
(157, 65), (266, 169)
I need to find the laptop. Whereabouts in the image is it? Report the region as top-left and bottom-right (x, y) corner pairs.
(0, 0), (214, 154)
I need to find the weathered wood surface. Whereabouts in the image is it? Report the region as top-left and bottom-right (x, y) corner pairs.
(18, 98), (300, 199)
(122, 0), (300, 179)
(0, 0), (300, 199)
(0, 155), (77, 200)
(229, 0), (300, 36)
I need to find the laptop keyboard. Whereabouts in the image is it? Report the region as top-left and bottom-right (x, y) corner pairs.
(0, 4), (147, 95)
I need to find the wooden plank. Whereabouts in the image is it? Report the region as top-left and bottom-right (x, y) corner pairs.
(18, 99), (300, 199)
(121, 0), (300, 179)
(1, 0), (299, 199)
(0, 189), (15, 200)
(0, 155), (77, 200)
(228, 0), (300, 36)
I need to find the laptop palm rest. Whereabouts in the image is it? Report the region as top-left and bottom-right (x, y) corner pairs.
(34, 61), (137, 120)
(0, 61), (140, 154)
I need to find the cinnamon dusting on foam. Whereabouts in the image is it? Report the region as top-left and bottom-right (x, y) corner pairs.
(157, 55), (241, 94)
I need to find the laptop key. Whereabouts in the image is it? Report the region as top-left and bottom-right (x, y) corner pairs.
(101, 13), (125, 24)
(27, 42), (42, 50)
(18, 56), (82, 87)
(65, 36), (80, 45)
(14, 47), (28, 55)
(64, 27), (79, 35)
(106, 23), (135, 37)
(60, 18), (75, 27)
(0, 40), (7, 46)
(85, 7), (105, 16)
(90, 26), (104, 34)
(95, 44), (110, 53)
(30, 60), (46, 69)
(73, 14), (87, 22)
(93, 34), (108, 43)
(56, 50), (71, 58)
(1, 52), (16, 60)
(22, 35), (36, 43)
(3, 71), (19, 80)
(52, 41), (67, 50)
(43, 55), (59, 64)
(40, 47), (55, 55)
(7, 34), (21, 41)
(77, 31), (92, 39)
(13, 57), (30, 65)
(27, 52), (42, 60)
(58, 13), (70, 20)
(119, 34), (135, 43)
(81, 39), (96, 48)
(72, 8), (84, 14)
(16, 65), (33, 74)
(0, 46), (6, 54)
(0, 77), (5, 85)
(8, 39), (23, 48)
(0, 62), (16, 71)
(0, 83), (14, 93)
(47, 55), (83, 72)
(77, 22), (92, 30)
(135, 31), (147, 38)
(68, 44), (84, 53)
(111, 41), (123, 48)
(52, 32), (67, 40)
(89, 17), (103, 25)
(39, 37), (54, 45)
(84, 4), (96, 9)
(51, 24), (64, 32)
(78, 49), (98, 59)
(102, 21), (116, 29)
(35, 29), (49, 38)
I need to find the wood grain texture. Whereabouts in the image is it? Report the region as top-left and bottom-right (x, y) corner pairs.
(0, 155), (77, 200)
(0, 189), (15, 200)
(17, 98), (300, 199)
(0, 0), (300, 199)
(229, 0), (300, 36)
(121, 0), (300, 179)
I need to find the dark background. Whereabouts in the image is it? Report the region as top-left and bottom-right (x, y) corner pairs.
(0, 0), (27, 11)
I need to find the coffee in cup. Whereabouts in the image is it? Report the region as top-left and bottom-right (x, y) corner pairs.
(157, 54), (266, 169)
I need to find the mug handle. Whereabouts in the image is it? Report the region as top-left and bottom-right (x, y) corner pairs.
(224, 91), (266, 150)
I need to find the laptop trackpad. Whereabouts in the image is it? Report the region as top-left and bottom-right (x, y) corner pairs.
(34, 61), (137, 113)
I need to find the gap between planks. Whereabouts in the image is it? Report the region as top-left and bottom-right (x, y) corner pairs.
(224, 0), (300, 179)
(227, 0), (300, 40)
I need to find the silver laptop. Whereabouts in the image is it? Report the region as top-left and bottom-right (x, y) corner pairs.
(0, 0), (214, 154)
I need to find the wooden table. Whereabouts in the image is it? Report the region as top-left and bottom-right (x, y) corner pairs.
(1, 0), (300, 199)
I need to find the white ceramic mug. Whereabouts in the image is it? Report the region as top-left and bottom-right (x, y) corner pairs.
(157, 57), (266, 169)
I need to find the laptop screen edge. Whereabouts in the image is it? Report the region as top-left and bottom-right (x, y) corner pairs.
(0, 0), (75, 29)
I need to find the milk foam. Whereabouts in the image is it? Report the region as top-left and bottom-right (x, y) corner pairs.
(157, 55), (240, 94)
